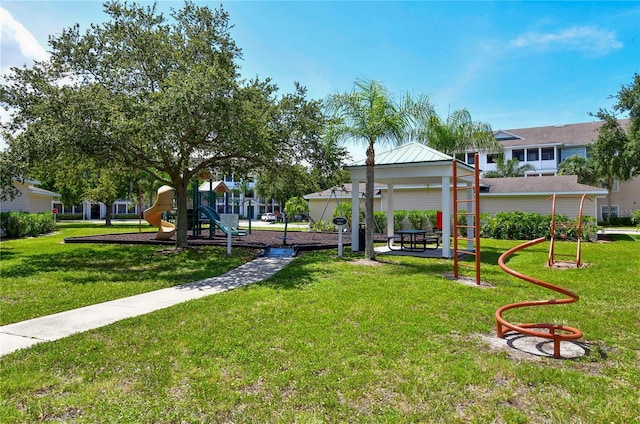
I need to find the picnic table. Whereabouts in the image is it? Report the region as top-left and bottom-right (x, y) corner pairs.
(387, 229), (440, 252)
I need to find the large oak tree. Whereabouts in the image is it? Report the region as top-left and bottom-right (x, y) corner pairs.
(1, 1), (337, 247)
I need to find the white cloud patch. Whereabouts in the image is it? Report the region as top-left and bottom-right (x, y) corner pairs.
(509, 25), (623, 57)
(0, 7), (49, 75)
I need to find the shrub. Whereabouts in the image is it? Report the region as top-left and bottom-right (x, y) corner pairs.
(393, 210), (408, 232)
(56, 213), (84, 220)
(425, 210), (438, 229)
(480, 211), (596, 241)
(0, 212), (56, 238)
(632, 209), (640, 229)
(600, 216), (634, 226)
(407, 210), (429, 230)
(332, 202), (364, 228)
(373, 211), (387, 233)
(311, 219), (336, 232)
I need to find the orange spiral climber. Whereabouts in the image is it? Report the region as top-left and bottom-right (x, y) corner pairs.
(495, 237), (582, 358)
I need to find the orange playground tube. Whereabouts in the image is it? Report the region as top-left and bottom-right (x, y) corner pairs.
(496, 237), (582, 358)
(144, 185), (176, 240)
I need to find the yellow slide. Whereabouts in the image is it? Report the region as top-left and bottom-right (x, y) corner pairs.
(144, 185), (176, 240)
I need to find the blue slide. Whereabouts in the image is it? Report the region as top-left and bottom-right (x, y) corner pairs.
(199, 206), (247, 236)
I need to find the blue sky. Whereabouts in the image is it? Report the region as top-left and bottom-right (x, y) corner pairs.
(2, 1), (639, 158)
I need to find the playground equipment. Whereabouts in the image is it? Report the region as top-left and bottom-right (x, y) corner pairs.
(144, 185), (176, 240)
(199, 205), (247, 237)
(496, 194), (589, 357)
(453, 153), (481, 285)
(495, 237), (582, 358)
(548, 193), (590, 268)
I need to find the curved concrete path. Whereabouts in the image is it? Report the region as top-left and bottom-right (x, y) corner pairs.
(0, 256), (293, 357)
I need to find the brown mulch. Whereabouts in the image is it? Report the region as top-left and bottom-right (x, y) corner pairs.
(65, 229), (388, 252)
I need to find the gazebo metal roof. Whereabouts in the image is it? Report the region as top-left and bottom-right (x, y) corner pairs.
(346, 142), (476, 185)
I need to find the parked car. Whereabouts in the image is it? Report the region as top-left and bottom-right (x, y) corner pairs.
(261, 212), (276, 223)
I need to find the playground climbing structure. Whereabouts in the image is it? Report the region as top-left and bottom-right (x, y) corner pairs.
(547, 193), (590, 268)
(495, 238), (582, 358)
(495, 194), (590, 357)
(453, 153), (481, 285)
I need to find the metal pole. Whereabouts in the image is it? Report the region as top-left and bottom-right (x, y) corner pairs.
(283, 214), (288, 245)
(452, 159), (459, 278)
(474, 153), (481, 285)
(248, 199), (252, 234)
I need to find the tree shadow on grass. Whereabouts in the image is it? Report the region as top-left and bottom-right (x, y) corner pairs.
(1, 245), (247, 286)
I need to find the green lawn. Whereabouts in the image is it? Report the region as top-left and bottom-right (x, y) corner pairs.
(0, 223), (254, 325)
(1, 225), (638, 423)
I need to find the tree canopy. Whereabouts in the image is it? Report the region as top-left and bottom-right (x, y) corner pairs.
(1, 1), (341, 246)
(557, 74), (640, 223)
(408, 108), (502, 156)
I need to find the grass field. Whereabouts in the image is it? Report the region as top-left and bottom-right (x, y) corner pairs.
(1, 224), (638, 423)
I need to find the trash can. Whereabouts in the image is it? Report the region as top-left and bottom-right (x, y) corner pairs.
(358, 223), (366, 252)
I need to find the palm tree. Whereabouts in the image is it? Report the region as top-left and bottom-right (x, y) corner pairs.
(408, 108), (502, 156)
(483, 155), (535, 178)
(325, 78), (423, 259)
(558, 155), (599, 185)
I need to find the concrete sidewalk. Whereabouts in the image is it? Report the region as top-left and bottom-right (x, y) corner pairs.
(0, 256), (293, 357)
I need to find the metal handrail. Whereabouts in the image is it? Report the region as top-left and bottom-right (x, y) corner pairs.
(496, 237), (582, 358)
(548, 194), (590, 267)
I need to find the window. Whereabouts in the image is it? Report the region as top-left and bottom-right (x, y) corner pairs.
(512, 149), (524, 161)
(601, 205), (619, 220)
(486, 154), (497, 164)
(466, 153), (476, 165)
(541, 148), (554, 161)
(559, 147), (586, 163)
(526, 148), (539, 161)
(612, 179), (619, 192)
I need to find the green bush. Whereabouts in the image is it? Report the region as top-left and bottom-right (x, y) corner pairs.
(311, 219), (336, 232)
(600, 216), (634, 226)
(373, 211), (387, 233)
(425, 210), (438, 229)
(480, 211), (597, 241)
(393, 210), (408, 232)
(56, 213), (84, 220)
(332, 202), (364, 228)
(407, 210), (430, 230)
(632, 209), (640, 228)
(0, 212), (57, 238)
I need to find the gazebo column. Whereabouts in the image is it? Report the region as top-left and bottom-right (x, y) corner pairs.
(387, 184), (395, 245)
(441, 175), (451, 258)
(351, 179), (360, 252)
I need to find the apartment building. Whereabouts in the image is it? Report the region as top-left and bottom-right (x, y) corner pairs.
(464, 119), (638, 220)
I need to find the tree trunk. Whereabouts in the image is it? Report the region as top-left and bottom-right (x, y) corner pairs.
(104, 202), (113, 226)
(365, 144), (375, 260)
(174, 178), (190, 248)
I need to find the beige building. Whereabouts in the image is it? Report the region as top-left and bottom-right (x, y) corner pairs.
(305, 176), (606, 226)
(0, 180), (60, 214)
(469, 119), (638, 221)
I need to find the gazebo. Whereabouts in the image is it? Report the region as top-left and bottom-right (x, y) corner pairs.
(345, 142), (477, 258)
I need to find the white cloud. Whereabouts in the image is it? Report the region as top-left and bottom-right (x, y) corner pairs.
(0, 7), (49, 75)
(509, 25), (623, 57)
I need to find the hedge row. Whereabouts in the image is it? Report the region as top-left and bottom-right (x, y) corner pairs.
(0, 212), (57, 238)
(480, 211), (598, 241)
(313, 207), (600, 241)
